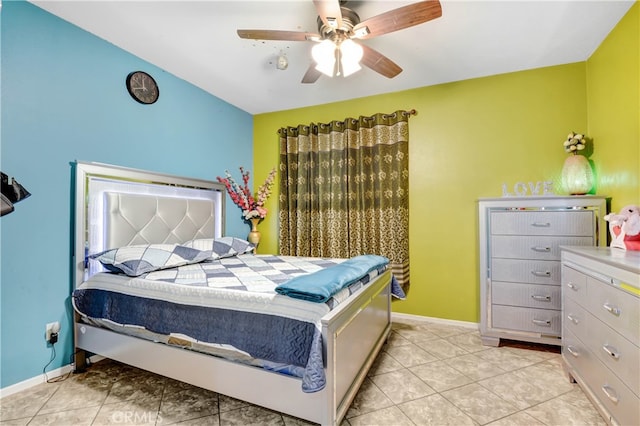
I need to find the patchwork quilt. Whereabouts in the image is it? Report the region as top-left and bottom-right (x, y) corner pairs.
(73, 254), (391, 392)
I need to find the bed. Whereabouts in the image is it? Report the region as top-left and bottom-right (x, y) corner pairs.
(71, 161), (396, 425)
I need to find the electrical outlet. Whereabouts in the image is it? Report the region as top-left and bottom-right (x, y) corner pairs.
(45, 322), (60, 343)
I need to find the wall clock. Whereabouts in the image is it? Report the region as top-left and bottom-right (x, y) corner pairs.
(126, 71), (159, 105)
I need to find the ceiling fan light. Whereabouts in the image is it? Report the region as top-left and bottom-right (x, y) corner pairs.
(340, 39), (363, 63)
(312, 40), (336, 77)
(315, 59), (336, 77)
(338, 40), (363, 77)
(341, 59), (361, 77)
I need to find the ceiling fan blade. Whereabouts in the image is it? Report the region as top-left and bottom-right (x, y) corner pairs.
(353, 0), (442, 40)
(360, 44), (402, 79)
(237, 29), (319, 42)
(313, 0), (342, 30)
(301, 64), (322, 84)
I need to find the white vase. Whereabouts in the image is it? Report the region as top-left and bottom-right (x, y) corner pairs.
(561, 154), (593, 195)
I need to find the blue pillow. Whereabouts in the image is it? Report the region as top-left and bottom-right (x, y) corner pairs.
(90, 243), (211, 276)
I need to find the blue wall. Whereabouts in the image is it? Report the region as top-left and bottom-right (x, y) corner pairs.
(0, 1), (253, 388)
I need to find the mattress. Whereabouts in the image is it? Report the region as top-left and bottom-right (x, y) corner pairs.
(73, 254), (392, 392)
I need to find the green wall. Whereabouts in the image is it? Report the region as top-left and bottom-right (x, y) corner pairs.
(253, 4), (638, 323)
(586, 2), (639, 210)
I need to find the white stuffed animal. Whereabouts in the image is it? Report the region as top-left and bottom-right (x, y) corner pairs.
(604, 205), (640, 250)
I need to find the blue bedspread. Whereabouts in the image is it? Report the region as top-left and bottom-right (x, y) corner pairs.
(275, 255), (389, 303)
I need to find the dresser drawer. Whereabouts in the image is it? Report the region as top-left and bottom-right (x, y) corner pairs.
(585, 312), (640, 397)
(563, 327), (594, 379)
(587, 277), (640, 347)
(492, 305), (561, 335)
(491, 236), (593, 261)
(490, 210), (594, 236)
(492, 281), (560, 309)
(563, 296), (588, 343)
(588, 357), (640, 426)
(562, 265), (588, 307)
(491, 259), (560, 285)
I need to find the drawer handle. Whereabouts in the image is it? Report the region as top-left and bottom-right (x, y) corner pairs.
(531, 246), (551, 252)
(566, 314), (579, 324)
(566, 346), (580, 357)
(603, 303), (621, 316)
(532, 318), (551, 326)
(602, 345), (620, 359)
(601, 385), (619, 404)
(566, 282), (578, 291)
(532, 271), (551, 277)
(532, 222), (551, 227)
(531, 294), (551, 301)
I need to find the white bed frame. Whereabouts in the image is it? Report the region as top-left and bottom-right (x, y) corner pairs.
(72, 161), (392, 425)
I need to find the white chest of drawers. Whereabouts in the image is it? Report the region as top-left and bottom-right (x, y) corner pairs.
(561, 247), (640, 426)
(478, 196), (607, 347)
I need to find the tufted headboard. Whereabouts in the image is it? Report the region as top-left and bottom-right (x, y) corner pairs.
(101, 192), (217, 249)
(73, 161), (225, 286)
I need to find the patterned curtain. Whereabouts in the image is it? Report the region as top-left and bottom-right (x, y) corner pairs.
(278, 110), (411, 292)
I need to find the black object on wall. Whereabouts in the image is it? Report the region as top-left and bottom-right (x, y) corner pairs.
(1, 172), (31, 217)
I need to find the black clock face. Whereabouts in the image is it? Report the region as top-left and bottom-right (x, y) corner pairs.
(126, 71), (159, 104)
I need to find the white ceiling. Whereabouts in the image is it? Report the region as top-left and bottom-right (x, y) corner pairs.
(30, 0), (634, 115)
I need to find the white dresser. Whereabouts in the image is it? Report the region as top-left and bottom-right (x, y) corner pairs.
(478, 196), (607, 347)
(561, 247), (640, 426)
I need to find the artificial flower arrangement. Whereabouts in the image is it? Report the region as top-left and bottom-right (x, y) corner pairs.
(217, 167), (276, 220)
(563, 132), (586, 154)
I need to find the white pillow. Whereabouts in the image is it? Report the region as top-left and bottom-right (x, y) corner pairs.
(90, 243), (211, 276)
(182, 237), (255, 259)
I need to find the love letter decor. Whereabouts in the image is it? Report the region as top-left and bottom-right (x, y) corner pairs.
(502, 181), (554, 197)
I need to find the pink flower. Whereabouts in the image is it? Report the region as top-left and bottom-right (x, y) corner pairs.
(217, 167), (276, 220)
(256, 206), (268, 217)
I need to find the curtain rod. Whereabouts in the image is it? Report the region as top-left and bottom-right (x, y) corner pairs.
(278, 109), (418, 134)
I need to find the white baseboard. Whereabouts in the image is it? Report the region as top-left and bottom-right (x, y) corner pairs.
(391, 312), (479, 330)
(0, 355), (105, 399)
(0, 364), (74, 399)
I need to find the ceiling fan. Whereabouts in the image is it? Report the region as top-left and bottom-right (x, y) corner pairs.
(237, 0), (442, 83)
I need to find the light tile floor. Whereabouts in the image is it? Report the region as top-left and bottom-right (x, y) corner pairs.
(0, 318), (606, 425)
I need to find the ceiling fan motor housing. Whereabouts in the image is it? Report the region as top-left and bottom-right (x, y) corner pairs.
(317, 7), (360, 43)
